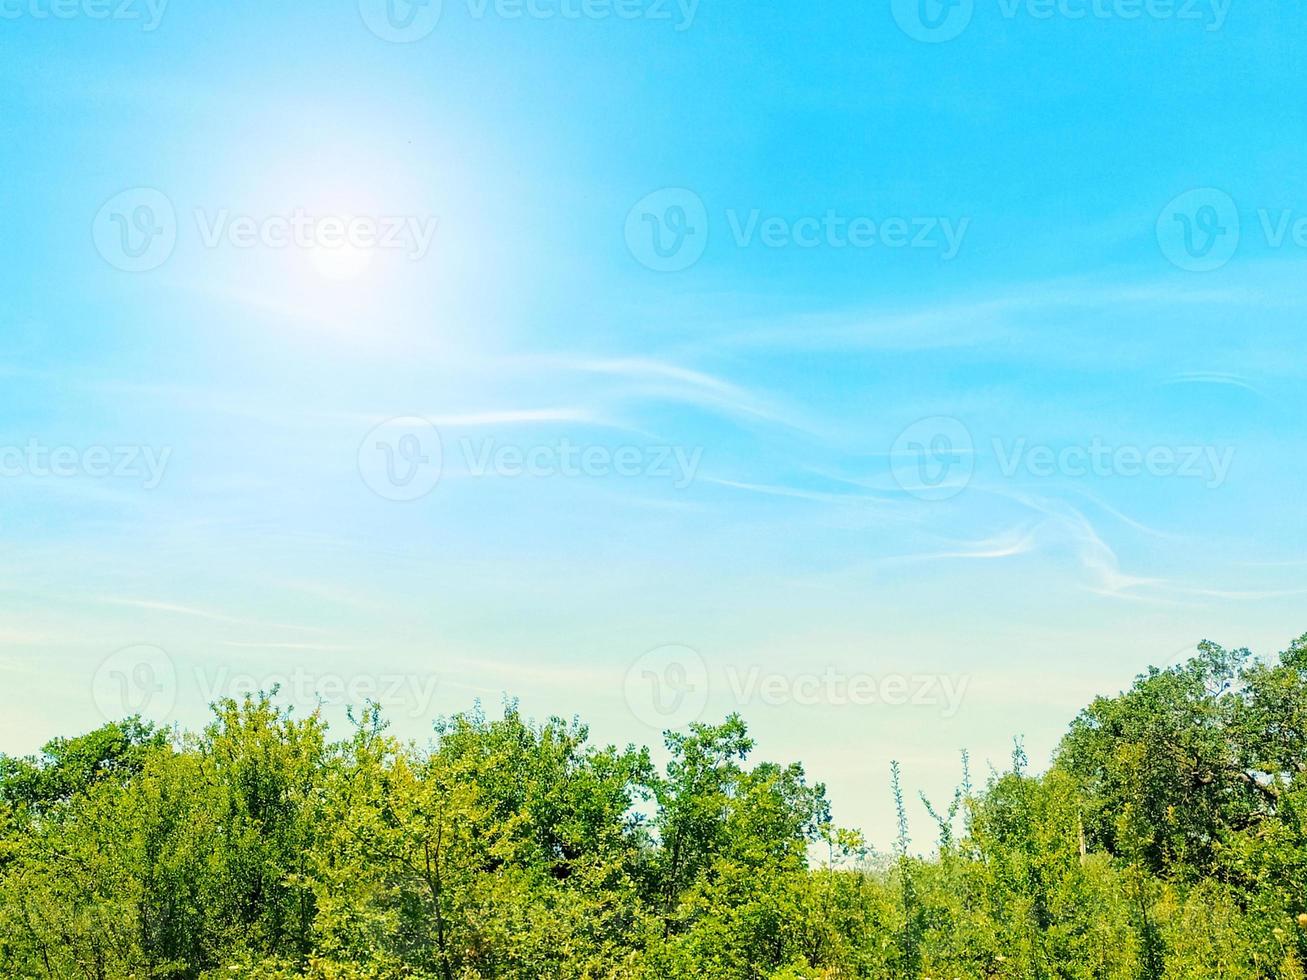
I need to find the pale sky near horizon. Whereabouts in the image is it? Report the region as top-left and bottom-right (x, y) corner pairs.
(2, 0), (1306, 849)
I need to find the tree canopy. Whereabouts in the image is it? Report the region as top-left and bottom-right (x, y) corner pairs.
(3, 632), (1307, 978)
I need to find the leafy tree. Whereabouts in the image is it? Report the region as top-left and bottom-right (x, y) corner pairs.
(3, 633), (1307, 978)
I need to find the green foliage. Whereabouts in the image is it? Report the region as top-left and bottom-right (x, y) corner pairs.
(2, 633), (1307, 977)
(0, 717), (166, 813)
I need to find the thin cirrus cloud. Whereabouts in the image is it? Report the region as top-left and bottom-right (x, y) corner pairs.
(511, 354), (831, 439)
(875, 524), (1045, 565)
(94, 596), (329, 634)
(697, 476), (908, 511)
(697, 277), (1276, 355)
(1159, 372), (1266, 398)
(1005, 499), (1299, 606)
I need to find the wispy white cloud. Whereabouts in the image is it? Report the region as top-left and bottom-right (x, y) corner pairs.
(517, 354), (829, 439)
(701, 278), (1272, 354)
(1057, 486), (1185, 541)
(700, 475), (904, 507)
(877, 523), (1043, 564)
(96, 596), (328, 634)
(1159, 372), (1265, 397)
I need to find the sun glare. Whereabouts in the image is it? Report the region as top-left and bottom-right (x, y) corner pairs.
(310, 241), (376, 282)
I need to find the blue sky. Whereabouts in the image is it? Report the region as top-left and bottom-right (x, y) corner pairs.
(2, 0), (1306, 848)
